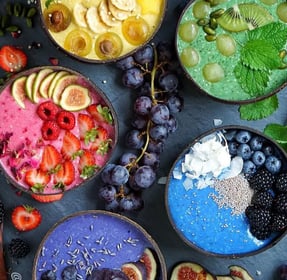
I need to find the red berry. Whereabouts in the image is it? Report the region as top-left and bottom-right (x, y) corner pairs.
(56, 111), (75, 130)
(37, 101), (59, 121)
(41, 120), (61, 140)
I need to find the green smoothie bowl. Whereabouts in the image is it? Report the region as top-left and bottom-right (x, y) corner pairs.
(176, 0), (287, 104)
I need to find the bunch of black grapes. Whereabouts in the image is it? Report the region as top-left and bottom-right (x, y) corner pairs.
(99, 42), (184, 212)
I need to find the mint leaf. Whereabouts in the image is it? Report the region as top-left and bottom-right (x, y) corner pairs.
(240, 39), (282, 70)
(234, 63), (270, 96)
(247, 22), (287, 51)
(239, 95), (278, 120)
(264, 123), (287, 144)
(45, 0), (54, 8)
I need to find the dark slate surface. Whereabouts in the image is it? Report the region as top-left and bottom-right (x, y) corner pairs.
(0, 0), (287, 279)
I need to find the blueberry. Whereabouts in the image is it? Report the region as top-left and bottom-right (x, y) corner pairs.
(262, 145), (274, 156)
(265, 155), (282, 174)
(224, 129), (237, 141)
(252, 151), (266, 166)
(41, 270), (56, 280)
(228, 141), (238, 155)
(235, 130), (252, 144)
(61, 265), (77, 280)
(242, 160), (257, 175)
(237, 143), (252, 160)
(249, 136), (264, 151)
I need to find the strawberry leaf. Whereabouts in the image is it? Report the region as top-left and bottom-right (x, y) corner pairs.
(97, 105), (113, 124)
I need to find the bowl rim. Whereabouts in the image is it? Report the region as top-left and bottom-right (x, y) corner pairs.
(37, 0), (168, 64)
(0, 65), (119, 195)
(165, 124), (287, 258)
(31, 209), (168, 279)
(174, 0), (286, 105)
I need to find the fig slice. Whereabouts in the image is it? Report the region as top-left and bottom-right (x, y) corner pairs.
(139, 248), (157, 280)
(121, 261), (147, 280)
(11, 75), (27, 109)
(170, 262), (215, 280)
(229, 265), (253, 280)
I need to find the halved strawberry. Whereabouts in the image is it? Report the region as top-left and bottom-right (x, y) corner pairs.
(54, 160), (75, 188)
(86, 104), (113, 124)
(78, 149), (98, 179)
(24, 169), (51, 193)
(61, 131), (82, 159)
(31, 193), (64, 203)
(0, 45), (27, 73)
(39, 145), (62, 173)
(90, 126), (111, 155)
(11, 205), (42, 231)
(78, 113), (97, 145)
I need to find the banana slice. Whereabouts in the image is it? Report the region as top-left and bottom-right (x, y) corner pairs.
(107, 0), (131, 21)
(110, 0), (136, 12)
(86, 6), (108, 34)
(73, 3), (88, 28)
(98, 0), (121, 27)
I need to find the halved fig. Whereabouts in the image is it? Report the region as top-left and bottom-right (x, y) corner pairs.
(121, 261), (147, 280)
(139, 248), (157, 280)
(229, 265), (253, 280)
(170, 262), (215, 280)
(11, 75), (27, 109)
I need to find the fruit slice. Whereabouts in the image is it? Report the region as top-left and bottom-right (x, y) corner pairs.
(32, 68), (53, 103)
(11, 75), (27, 109)
(139, 248), (157, 280)
(110, 0), (136, 11)
(99, 0), (121, 27)
(229, 265), (253, 280)
(170, 262), (215, 280)
(86, 6), (108, 34)
(31, 193), (64, 203)
(59, 84), (91, 111)
(108, 0), (131, 20)
(25, 72), (37, 101)
(121, 262), (147, 280)
(48, 70), (68, 98)
(51, 74), (79, 104)
(73, 3), (88, 28)
(39, 71), (57, 98)
(216, 276), (233, 280)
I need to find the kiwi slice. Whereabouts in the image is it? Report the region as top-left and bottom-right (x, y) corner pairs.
(217, 3), (274, 32)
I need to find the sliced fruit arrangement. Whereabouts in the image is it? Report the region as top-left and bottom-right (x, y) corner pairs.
(170, 262), (254, 280)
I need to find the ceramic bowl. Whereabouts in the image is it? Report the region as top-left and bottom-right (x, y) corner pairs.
(165, 125), (287, 258)
(176, 0), (287, 104)
(32, 210), (167, 279)
(0, 65), (118, 195)
(38, 0), (167, 63)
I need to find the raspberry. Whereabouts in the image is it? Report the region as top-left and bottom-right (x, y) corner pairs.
(251, 191), (273, 209)
(248, 168), (275, 191)
(41, 120), (61, 140)
(271, 213), (287, 232)
(275, 173), (287, 193)
(8, 238), (30, 258)
(37, 101), (59, 121)
(274, 193), (287, 214)
(56, 111), (75, 130)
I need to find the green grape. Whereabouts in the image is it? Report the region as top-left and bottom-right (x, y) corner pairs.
(260, 0), (277, 5)
(180, 47), (200, 67)
(277, 3), (287, 22)
(192, 0), (211, 19)
(178, 21), (199, 42)
(216, 34), (236, 56)
(202, 63), (224, 83)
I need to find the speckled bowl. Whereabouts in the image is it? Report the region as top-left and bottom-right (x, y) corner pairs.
(0, 65), (118, 195)
(32, 210), (167, 279)
(176, 0), (287, 104)
(38, 0), (167, 63)
(165, 125), (287, 258)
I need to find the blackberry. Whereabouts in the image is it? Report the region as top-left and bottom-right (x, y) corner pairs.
(251, 191), (273, 209)
(249, 168), (275, 191)
(275, 173), (287, 193)
(271, 213), (287, 232)
(8, 238), (30, 258)
(274, 193), (287, 214)
(40, 270), (56, 280)
(250, 224), (272, 240)
(245, 207), (272, 228)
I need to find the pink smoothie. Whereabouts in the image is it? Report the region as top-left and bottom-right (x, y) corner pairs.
(0, 67), (117, 194)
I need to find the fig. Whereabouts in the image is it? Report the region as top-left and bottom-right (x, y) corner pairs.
(32, 68), (53, 103)
(121, 261), (147, 280)
(25, 72), (37, 101)
(139, 248), (157, 280)
(39, 71), (57, 98)
(170, 262), (215, 280)
(229, 265), (253, 280)
(11, 75), (27, 109)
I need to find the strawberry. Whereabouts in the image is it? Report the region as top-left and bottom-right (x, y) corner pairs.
(54, 160), (75, 188)
(41, 120), (61, 141)
(11, 205), (42, 231)
(78, 149), (98, 179)
(90, 126), (111, 155)
(31, 193), (64, 203)
(39, 145), (62, 173)
(86, 104), (113, 124)
(0, 45), (27, 73)
(78, 113), (97, 145)
(61, 131), (82, 159)
(24, 169), (50, 193)
(56, 110), (75, 130)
